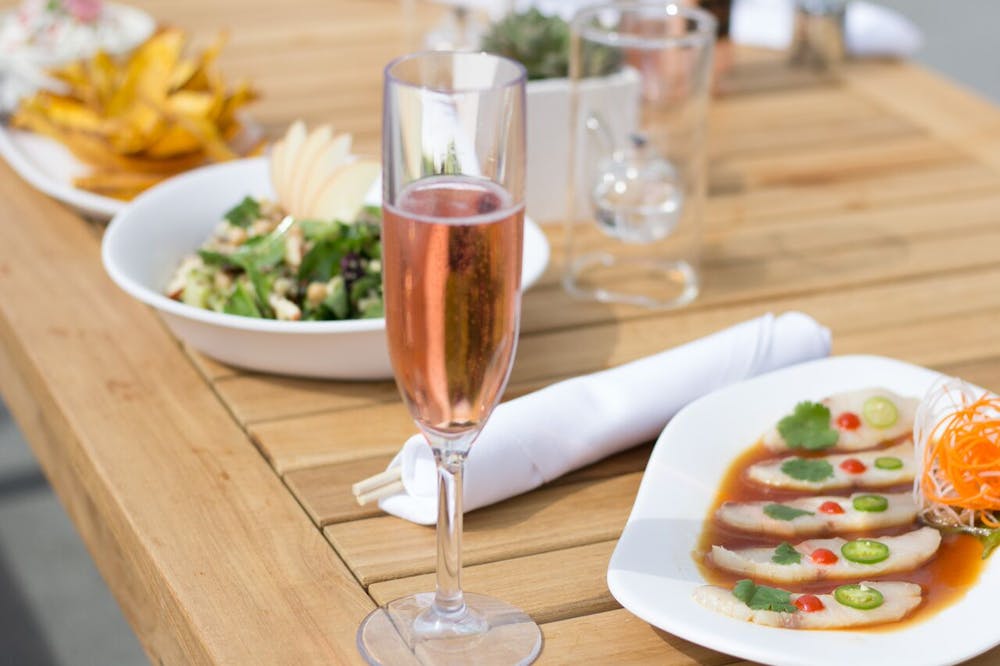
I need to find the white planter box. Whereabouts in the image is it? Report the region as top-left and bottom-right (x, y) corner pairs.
(525, 67), (641, 222)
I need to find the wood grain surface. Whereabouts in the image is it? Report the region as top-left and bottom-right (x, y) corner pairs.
(0, 0), (999, 664)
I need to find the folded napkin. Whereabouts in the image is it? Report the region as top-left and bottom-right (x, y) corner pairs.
(379, 311), (831, 524)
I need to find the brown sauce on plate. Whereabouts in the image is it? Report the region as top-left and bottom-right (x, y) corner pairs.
(695, 439), (986, 630)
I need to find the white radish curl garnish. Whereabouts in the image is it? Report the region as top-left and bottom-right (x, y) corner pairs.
(913, 377), (1000, 533)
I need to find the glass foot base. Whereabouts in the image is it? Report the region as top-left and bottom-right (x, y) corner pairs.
(564, 253), (699, 309)
(357, 592), (542, 665)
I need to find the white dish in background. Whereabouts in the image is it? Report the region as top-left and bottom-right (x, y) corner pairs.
(0, 115), (263, 220)
(607, 355), (999, 666)
(0, 2), (155, 110)
(102, 157), (551, 380)
(0, 126), (125, 219)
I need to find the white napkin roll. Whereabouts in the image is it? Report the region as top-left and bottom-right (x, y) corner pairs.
(379, 311), (831, 524)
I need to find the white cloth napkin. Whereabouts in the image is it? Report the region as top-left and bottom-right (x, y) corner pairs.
(379, 311), (831, 524)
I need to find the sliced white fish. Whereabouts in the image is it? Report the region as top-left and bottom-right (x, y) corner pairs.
(715, 491), (916, 538)
(747, 441), (915, 491)
(692, 581), (922, 629)
(708, 527), (941, 584)
(763, 388), (919, 452)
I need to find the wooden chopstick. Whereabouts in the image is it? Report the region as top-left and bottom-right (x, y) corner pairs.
(355, 480), (405, 505)
(352, 466), (403, 505)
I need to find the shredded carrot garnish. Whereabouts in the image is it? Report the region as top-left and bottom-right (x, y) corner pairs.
(919, 392), (1000, 527)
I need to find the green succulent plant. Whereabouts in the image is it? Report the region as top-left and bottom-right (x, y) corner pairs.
(480, 9), (571, 81)
(481, 9), (623, 83)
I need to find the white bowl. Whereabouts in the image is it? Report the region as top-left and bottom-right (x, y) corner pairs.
(102, 158), (551, 380)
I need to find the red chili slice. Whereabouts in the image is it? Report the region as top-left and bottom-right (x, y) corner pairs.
(840, 458), (867, 474)
(810, 548), (839, 565)
(836, 412), (861, 430)
(794, 594), (825, 612)
(818, 501), (845, 514)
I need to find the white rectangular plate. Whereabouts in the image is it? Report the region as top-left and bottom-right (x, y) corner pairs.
(607, 354), (999, 666)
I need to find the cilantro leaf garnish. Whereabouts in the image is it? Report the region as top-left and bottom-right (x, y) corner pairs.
(763, 503), (814, 521)
(732, 579), (756, 604)
(224, 196), (261, 228)
(731, 579), (798, 612)
(771, 542), (802, 565)
(780, 457), (834, 482)
(777, 401), (839, 451)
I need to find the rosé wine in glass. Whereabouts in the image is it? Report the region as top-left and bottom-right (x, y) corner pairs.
(383, 175), (524, 441)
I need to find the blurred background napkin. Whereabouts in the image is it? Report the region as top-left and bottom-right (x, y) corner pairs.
(731, 0), (921, 57)
(379, 311), (831, 524)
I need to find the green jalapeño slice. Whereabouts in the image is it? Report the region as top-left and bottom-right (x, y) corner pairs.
(862, 396), (898, 428)
(874, 456), (904, 470)
(853, 494), (889, 512)
(834, 584), (884, 610)
(841, 539), (890, 564)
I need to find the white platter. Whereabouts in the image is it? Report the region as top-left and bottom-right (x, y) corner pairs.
(607, 354), (999, 666)
(0, 126), (124, 219)
(102, 157), (551, 380)
(0, 113), (262, 220)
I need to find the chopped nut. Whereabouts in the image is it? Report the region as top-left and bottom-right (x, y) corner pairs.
(305, 281), (328, 307)
(259, 198), (283, 220)
(213, 271), (233, 291)
(251, 219), (274, 237)
(273, 277), (294, 297)
(165, 256), (204, 298)
(223, 224), (248, 245)
(268, 293), (301, 321)
(285, 225), (304, 269)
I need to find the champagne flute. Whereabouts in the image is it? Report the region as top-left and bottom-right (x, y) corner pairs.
(356, 51), (541, 665)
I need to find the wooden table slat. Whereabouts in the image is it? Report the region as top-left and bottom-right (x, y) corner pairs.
(369, 540), (619, 625)
(325, 473), (642, 585)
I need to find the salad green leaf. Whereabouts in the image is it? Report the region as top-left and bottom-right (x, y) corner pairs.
(325, 276), (350, 320)
(298, 238), (344, 284)
(771, 542), (802, 565)
(224, 196), (261, 228)
(232, 233), (286, 271)
(223, 282), (262, 318)
(170, 198), (384, 321)
(298, 219), (341, 242)
(777, 401), (839, 451)
(732, 579), (798, 612)
(360, 300), (384, 319)
(764, 503), (815, 521)
(780, 457), (835, 482)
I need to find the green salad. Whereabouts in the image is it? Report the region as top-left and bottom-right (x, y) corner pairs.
(166, 196), (383, 321)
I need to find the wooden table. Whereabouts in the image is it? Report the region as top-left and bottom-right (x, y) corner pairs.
(2, 1), (1000, 663)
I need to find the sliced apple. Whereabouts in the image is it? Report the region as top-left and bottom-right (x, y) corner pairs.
(287, 124), (333, 217)
(298, 132), (352, 218)
(307, 160), (380, 222)
(275, 120), (306, 207)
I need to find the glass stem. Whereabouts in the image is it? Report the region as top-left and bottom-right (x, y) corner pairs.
(434, 452), (466, 616)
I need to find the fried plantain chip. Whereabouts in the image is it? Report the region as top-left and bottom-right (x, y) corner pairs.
(11, 28), (259, 200)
